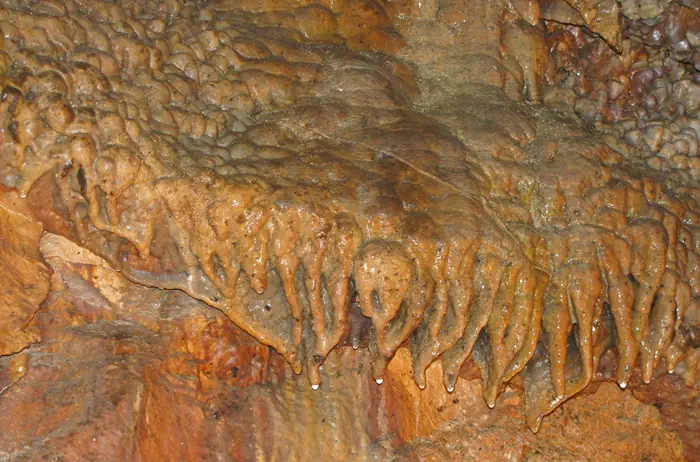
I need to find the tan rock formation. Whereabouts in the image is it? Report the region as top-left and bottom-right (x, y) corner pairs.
(0, 201), (49, 356)
(0, 236), (688, 460)
(0, 0), (698, 459)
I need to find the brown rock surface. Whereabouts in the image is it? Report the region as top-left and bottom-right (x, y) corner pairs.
(0, 0), (699, 459)
(0, 202), (49, 356)
(0, 237), (687, 460)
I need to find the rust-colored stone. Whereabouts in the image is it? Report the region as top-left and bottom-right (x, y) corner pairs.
(0, 204), (49, 355)
(0, 0), (699, 458)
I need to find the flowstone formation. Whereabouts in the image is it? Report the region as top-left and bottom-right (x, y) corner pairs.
(0, 0), (699, 459)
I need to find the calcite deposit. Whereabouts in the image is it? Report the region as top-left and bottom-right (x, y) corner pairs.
(0, 0), (699, 459)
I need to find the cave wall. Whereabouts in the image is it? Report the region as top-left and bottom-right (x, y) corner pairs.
(0, 0), (698, 459)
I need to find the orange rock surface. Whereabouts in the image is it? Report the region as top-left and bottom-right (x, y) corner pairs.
(0, 0), (698, 459)
(0, 236), (688, 459)
(0, 202), (49, 356)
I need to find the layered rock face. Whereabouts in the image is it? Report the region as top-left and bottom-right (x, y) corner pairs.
(0, 0), (699, 460)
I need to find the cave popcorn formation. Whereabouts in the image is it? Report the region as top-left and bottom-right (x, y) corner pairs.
(0, 0), (698, 436)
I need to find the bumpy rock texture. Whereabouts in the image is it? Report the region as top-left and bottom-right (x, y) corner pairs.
(0, 0), (699, 459)
(0, 235), (689, 460)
